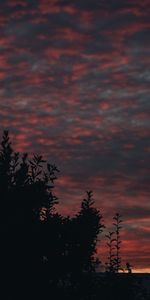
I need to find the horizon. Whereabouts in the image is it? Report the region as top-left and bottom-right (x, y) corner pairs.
(0, 0), (150, 274)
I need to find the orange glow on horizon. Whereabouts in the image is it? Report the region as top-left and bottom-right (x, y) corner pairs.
(132, 268), (150, 274)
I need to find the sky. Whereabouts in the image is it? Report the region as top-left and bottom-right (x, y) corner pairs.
(0, 0), (150, 272)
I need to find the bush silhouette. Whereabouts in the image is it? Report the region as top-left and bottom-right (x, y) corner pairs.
(0, 131), (104, 299)
(0, 130), (148, 300)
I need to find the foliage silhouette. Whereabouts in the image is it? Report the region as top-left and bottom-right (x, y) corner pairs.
(105, 231), (116, 273)
(105, 213), (123, 273)
(0, 130), (149, 300)
(0, 131), (104, 299)
(112, 212), (122, 273)
(75, 191), (104, 273)
(0, 130), (59, 299)
(126, 262), (133, 273)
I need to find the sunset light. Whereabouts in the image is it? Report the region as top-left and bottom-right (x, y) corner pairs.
(0, 0), (150, 298)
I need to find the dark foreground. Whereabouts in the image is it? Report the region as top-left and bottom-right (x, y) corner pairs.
(97, 273), (150, 300)
(1, 272), (150, 300)
(0, 132), (149, 300)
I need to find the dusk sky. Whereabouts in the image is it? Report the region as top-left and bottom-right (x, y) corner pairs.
(0, 0), (150, 272)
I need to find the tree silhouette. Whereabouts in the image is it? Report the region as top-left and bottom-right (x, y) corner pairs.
(0, 130), (59, 299)
(75, 191), (104, 273)
(0, 131), (105, 299)
(105, 231), (116, 273)
(0, 130), (148, 300)
(126, 262), (133, 274)
(112, 212), (123, 273)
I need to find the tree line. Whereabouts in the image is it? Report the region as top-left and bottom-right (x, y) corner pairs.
(0, 130), (147, 300)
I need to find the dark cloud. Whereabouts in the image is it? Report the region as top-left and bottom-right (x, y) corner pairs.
(0, 0), (150, 272)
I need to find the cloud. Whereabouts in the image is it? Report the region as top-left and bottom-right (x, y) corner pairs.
(0, 0), (149, 271)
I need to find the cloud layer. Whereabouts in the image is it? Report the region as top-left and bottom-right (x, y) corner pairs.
(0, 0), (150, 272)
